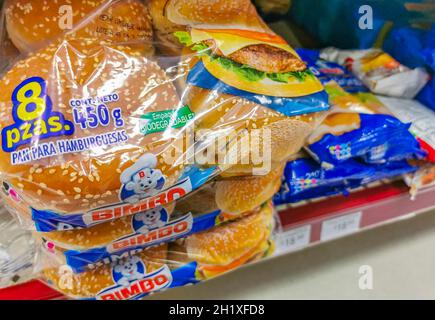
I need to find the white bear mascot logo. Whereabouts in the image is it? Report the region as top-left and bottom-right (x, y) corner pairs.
(119, 154), (166, 204)
(113, 256), (145, 287)
(134, 207), (168, 234)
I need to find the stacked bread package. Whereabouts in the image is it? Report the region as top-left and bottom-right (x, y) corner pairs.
(0, 0), (329, 299)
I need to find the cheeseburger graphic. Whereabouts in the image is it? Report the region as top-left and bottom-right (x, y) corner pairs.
(149, 0), (323, 98)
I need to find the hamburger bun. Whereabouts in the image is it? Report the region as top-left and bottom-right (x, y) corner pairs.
(164, 0), (270, 31)
(147, 0), (185, 55)
(42, 203), (176, 250)
(42, 170), (279, 250)
(215, 165), (284, 215)
(186, 86), (319, 174)
(169, 202), (274, 279)
(5, 0), (154, 54)
(42, 244), (168, 300)
(0, 39), (184, 215)
(147, 0), (271, 55)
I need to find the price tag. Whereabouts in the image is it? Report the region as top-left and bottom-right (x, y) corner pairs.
(276, 225), (311, 253)
(321, 212), (362, 241)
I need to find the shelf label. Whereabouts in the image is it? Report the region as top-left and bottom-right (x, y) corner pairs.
(321, 212), (362, 241)
(276, 225), (311, 253)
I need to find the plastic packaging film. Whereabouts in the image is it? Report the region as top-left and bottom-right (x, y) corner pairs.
(0, 0), (330, 299)
(274, 49), (428, 205)
(0, 198), (35, 289)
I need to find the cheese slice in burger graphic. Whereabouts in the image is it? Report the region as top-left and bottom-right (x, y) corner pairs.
(119, 154), (166, 204)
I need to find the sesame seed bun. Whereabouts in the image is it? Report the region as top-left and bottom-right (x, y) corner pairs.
(215, 165), (284, 215)
(173, 202), (274, 279)
(162, 0), (270, 32)
(5, 0), (154, 54)
(41, 172), (278, 250)
(0, 39), (184, 215)
(185, 85), (319, 174)
(147, 0), (185, 55)
(42, 244), (168, 300)
(42, 202), (176, 250)
(147, 0), (271, 55)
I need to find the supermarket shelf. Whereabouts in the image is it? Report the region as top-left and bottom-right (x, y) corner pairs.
(1, 181), (435, 300)
(275, 181), (435, 255)
(0, 279), (63, 300)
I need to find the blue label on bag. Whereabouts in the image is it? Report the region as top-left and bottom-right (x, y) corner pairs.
(363, 133), (426, 164)
(187, 61), (330, 117)
(56, 210), (221, 273)
(308, 114), (419, 167)
(274, 157), (373, 204)
(358, 160), (419, 185)
(94, 261), (198, 300)
(32, 165), (218, 232)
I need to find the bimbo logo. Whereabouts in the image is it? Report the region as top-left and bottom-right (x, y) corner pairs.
(97, 265), (173, 300)
(82, 179), (193, 226)
(107, 214), (194, 253)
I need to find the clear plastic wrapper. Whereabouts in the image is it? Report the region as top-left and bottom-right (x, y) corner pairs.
(0, 197), (35, 288)
(297, 48), (369, 93)
(375, 96), (435, 163)
(2, 165), (283, 273)
(320, 47), (429, 99)
(36, 201), (276, 300)
(306, 81), (426, 167)
(405, 163), (435, 198)
(0, 0), (329, 233)
(0, 0), (329, 299)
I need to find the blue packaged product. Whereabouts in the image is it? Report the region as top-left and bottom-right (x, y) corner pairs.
(384, 25), (435, 72)
(274, 156), (374, 204)
(358, 160), (419, 185)
(297, 48), (369, 93)
(308, 113), (415, 167)
(363, 132), (426, 164)
(306, 82), (425, 167)
(382, 24), (435, 110)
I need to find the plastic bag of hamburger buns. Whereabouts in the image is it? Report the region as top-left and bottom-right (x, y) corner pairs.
(0, 0), (155, 66)
(147, 0), (330, 175)
(35, 201), (276, 300)
(320, 47), (429, 99)
(306, 81), (426, 168)
(2, 165), (283, 273)
(0, 35), (223, 231)
(0, 0), (329, 232)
